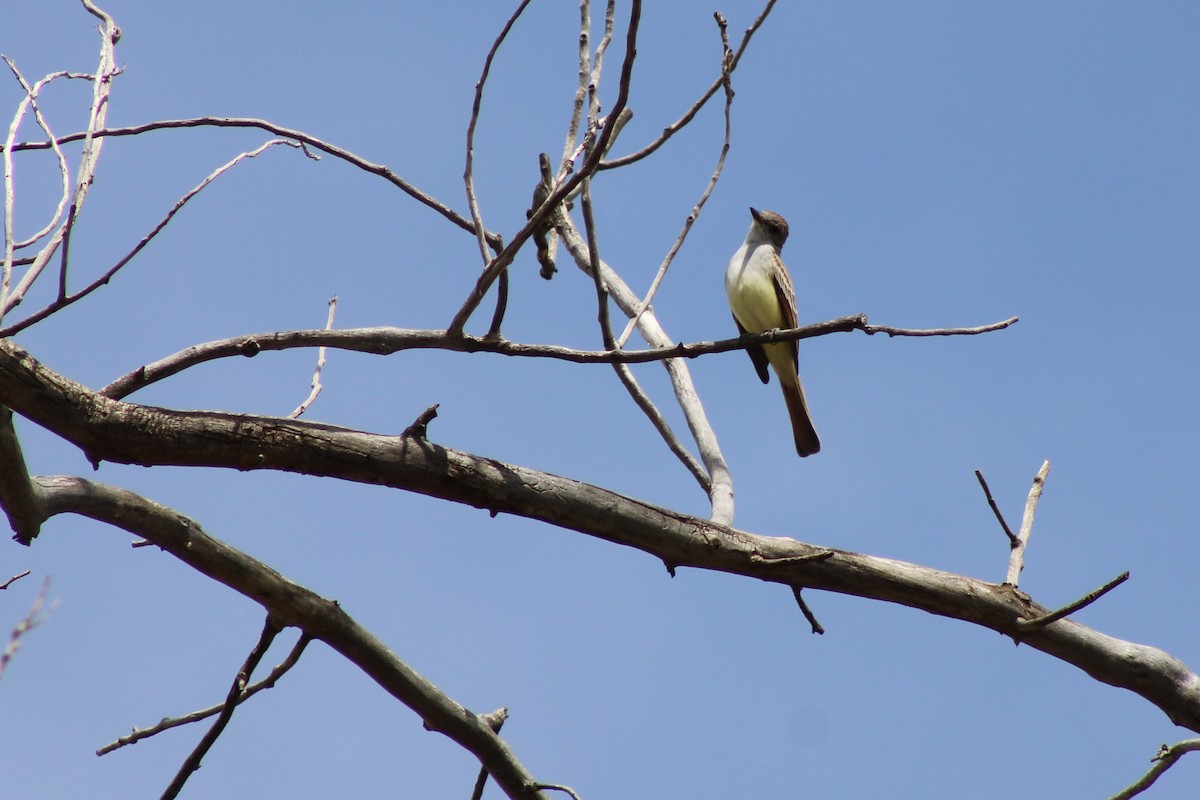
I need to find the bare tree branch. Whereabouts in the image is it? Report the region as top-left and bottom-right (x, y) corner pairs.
(0, 575), (54, 681)
(469, 707), (509, 800)
(974, 468), (1018, 547)
(615, 10), (736, 347)
(0, 117), (504, 251)
(611, 360), (711, 493)
(1016, 571), (1130, 632)
(97, 632), (314, 755)
(1005, 459), (1050, 586)
(599, 0), (778, 169)
(1, 4), (118, 327)
(1109, 739), (1200, 800)
(31, 475), (550, 800)
(97, 316), (1018, 401)
(464, 0), (533, 267)
(0, 570), (30, 590)
(791, 586), (825, 635)
(0, 61), (78, 251)
(531, 784), (584, 800)
(161, 615), (282, 800)
(1, 139), (311, 338)
(5, 343), (1200, 735)
(0, 405), (41, 542)
(288, 296), (337, 419)
(445, 0), (642, 336)
(5, 0), (120, 323)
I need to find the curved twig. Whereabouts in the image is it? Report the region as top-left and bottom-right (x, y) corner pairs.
(445, 0), (642, 336)
(0, 139), (308, 338)
(0, 117), (503, 251)
(599, 0), (777, 169)
(615, 11), (737, 347)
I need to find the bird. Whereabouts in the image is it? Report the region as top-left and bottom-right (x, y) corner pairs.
(724, 207), (821, 457)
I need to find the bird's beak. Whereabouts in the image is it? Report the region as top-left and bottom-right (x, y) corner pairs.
(749, 207), (761, 222)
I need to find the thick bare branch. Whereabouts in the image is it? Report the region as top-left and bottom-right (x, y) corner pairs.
(0, 405), (40, 542)
(31, 475), (549, 800)
(4, 340), (1200, 734)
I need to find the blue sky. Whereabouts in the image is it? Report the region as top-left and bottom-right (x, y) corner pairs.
(3, 2), (1199, 798)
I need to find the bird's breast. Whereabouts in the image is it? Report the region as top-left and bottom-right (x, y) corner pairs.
(725, 245), (785, 333)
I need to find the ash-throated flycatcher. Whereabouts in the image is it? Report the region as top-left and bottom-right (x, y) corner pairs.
(725, 207), (821, 457)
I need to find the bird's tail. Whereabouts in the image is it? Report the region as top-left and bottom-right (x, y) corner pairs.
(781, 378), (821, 457)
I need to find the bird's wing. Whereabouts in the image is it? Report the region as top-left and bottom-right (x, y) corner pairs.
(733, 314), (771, 384)
(772, 254), (800, 372)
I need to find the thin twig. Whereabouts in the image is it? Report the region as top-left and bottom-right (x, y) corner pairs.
(587, 0), (618, 120)
(0, 117), (503, 251)
(160, 615), (282, 800)
(1, 63), (98, 326)
(445, 0), (642, 336)
(97, 632), (313, 755)
(1108, 739), (1200, 800)
(289, 296), (337, 419)
(468, 708), (508, 800)
(561, 0), (592, 173)
(580, 176), (614, 349)
(1005, 460), (1050, 587)
(1, 140), (308, 337)
(0, 576), (55, 681)
(974, 469), (1018, 547)
(98, 315), (1019, 400)
(464, 0), (522, 339)
(0, 62), (78, 251)
(464, 0), (533, 267)
(531, 784), (584, 800)
(551, 205), (735, 524)
(612, 360), (711, 492)
(402, 404), (440, 439)
(0, 570), (30, 590)
(615, 11), (737, 347)
(27, 1), (121, 323)
(600, 0), (778, 169)
(791, 586), (825, 635)
(34, 476), (547, 798)
(1016, 572), (1130, 632)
